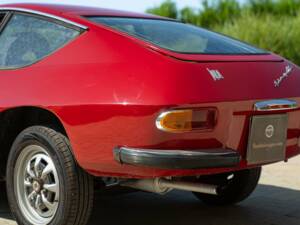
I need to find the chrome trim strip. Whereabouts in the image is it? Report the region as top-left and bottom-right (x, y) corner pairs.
(156, 110), (174, 132)
(0, 7), (88, 30)
(254, 99), (298, 111)
(156, 110), (190, 133)
(114, 147), (241, 169)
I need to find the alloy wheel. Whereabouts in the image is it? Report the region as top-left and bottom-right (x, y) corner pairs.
(14, 145), (60, 225)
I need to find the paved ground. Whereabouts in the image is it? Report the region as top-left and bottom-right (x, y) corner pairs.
(0, 157), (299, 225)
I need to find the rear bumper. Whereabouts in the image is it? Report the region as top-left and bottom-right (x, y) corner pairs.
(114, 147), (241, 170)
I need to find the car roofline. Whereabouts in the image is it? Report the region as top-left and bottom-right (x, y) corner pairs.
(0, 3), (172, 19)
(0, 7), (88, 30)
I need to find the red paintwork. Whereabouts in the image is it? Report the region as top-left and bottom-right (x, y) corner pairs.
(0, 3), (300, 178)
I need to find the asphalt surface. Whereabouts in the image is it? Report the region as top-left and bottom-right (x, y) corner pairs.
(0, 156), (299, 225)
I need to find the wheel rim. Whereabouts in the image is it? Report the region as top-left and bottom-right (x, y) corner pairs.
(14, 145), (60, 225)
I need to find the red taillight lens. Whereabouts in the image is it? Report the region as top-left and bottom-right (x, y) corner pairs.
(156, 108), (217, 133)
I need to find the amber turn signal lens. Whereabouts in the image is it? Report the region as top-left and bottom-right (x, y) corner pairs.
(156, 109), (216, 133)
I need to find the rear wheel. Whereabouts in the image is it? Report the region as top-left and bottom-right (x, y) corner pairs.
(193, 167), (261, 206)
(6, 126), (94, 225)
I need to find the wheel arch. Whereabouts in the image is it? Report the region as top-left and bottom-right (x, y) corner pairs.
(0, 106), (69, 179)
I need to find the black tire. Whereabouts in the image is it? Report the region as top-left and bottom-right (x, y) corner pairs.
(193, 167), (261, 206)
(6, 126), (94, 225)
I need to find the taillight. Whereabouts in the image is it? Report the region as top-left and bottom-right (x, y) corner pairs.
(156, 108), (217, 133)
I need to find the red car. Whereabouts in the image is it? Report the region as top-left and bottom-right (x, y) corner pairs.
(0, 3), (299, 225)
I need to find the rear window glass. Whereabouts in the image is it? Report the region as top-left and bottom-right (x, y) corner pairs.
(86, 17), (267, 55)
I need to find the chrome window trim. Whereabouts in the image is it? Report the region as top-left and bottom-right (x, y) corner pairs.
(0, 7), (88, 30)
(0, 12), (11, 33)
(254, 99), (298, 111)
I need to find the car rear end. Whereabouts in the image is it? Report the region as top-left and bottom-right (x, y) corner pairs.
(81, 16), (300, 177)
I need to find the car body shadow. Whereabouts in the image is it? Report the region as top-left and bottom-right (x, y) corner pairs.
(89, 184), (300, 225)
(0, 184), (299, 225)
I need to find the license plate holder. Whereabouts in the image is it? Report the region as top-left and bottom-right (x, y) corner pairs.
(247, 114), (288, 165)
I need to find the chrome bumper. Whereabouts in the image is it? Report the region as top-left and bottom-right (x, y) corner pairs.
(113, 147), (241, 170)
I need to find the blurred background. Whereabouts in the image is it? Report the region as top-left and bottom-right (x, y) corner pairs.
(1, 0), (299, 65)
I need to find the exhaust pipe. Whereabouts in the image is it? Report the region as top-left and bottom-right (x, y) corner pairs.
(121, 178), (218, 195)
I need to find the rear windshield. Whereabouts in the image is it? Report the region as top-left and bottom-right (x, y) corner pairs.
(86, 17), (267, 55)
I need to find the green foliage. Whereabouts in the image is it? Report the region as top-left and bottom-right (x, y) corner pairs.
(168, 0), (242, 28)
(148, 0), (300, 27)
(146, 0), (300, 65)
(197, 0), (241, 28)
(146, 0), (178, 19)
(180, 7), (200, 25)
(215, 13), (300, 65)
(249, 0), (300, 16)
